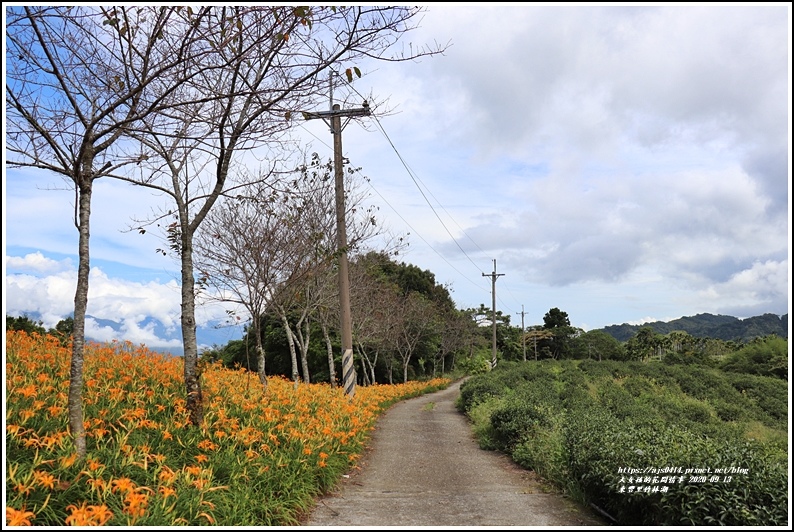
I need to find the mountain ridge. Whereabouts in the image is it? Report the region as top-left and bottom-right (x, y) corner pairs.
(597, 312), (789, 343)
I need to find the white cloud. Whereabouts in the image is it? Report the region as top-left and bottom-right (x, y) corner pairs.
(4, 5), (789, 342)
(84, 267), (182, 329)
(693, 259), (789, 313)
(85, 317), (183, 350)
(5, 271), (78, 324)
(4, 253), (247, 350)
(5, 251), (73, 273)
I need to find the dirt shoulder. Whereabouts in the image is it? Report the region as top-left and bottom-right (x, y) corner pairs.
(301, 379), (607, 527)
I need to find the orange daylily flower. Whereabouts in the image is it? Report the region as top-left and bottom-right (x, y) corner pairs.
(32, 470), (57, 490)
(123, 491), (148, 518)
(184, 465), (202, 477)
(159, 485), (177, 499)
(158, 466), (177, 484)
(111, 477), (136, 494)
(7, 507), (35, 526)
(60, 454), (78, 468)
(65, 502), (113, 526)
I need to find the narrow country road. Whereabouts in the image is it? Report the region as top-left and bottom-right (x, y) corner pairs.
(302, 379), (606, 527)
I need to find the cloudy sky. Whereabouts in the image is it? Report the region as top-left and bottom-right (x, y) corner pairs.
(4, 4), (791, 352)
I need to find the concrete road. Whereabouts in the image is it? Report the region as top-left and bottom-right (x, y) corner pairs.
(302, 379), (607, 527)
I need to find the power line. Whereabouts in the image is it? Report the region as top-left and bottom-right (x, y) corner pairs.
(337, 73), (490, 269)
(369, 115), (487, 274)
(299, 80), (524, 306)
(297, 121), (488, 295)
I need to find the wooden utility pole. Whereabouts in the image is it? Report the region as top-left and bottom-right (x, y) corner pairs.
(482, 259), (504, 369)
(303, 101), (370, 397)
(517, 305), (526, 362)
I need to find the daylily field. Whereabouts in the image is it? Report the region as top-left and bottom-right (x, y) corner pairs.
(5, 330), (449, 526)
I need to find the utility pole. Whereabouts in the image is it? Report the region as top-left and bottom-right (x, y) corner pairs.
(517, 305), (526, 362)
(482, 259), (504, 369)
(303, 100), (371, 397)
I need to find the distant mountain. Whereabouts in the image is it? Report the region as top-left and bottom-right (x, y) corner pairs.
(599, 313), (789, 343)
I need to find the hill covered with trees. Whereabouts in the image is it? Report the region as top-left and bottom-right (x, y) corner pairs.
(599, 313), (788, 343)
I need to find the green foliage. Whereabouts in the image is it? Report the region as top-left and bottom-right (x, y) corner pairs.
(489, 381), (561, 450)
(6, 314), (47, 335)
(720, 335), (788, 380)
(454, 350), (492, 377)
(724, 373), (789, 429)
(543, 308), (570, 329)
(358, 251), (455, 310)
(539, 308), (575, 359)
(457, 374), (508, 412)
(457, 359), (788, 526)
(568, 330), (626, 360)
(465, 395), (506, 451)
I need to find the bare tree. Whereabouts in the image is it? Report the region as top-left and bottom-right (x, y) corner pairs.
(349, 262), (401, 385)
(316, 278), (341, 387)
(391, 292), (438, 383)
(125, 6), (445, 423)
(278, 155), (394, 386)
(192, 177), (306, 390)
(5, 6), (212, 457)
(192, 153), (363, 387)
(435, 308), (471, 376)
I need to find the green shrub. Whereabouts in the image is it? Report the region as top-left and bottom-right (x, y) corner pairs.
(491, 401), (556, 450)
(596, 380), (635, 421)
(726, 373), (789, 427)
(512, 423), (568, 487)
(710, 398), (750, 423)
(621, 374), (655, 397)
(578, 359), (627, 379)
(655, 439), (788, 526)
(457, 375), (508, 412)
(466, 396), (506, 450)
(720, 336), (788, 380)
(472, 358), (788, 526)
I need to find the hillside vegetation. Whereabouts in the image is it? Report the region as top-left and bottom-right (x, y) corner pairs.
(458, 359), (788, 526)
(601, 313), (788, 343)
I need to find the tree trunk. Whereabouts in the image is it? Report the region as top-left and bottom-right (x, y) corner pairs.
(360, 354), (370, 386)
(280, 313), (300, 387)
(254, 314), (268, 390)
(356, 342), (379, 385)
(297, 317), (311, 384)
(69, 174), (93, 459)
(369, 351), (378, 385)
(180, 219), (203, 426)
(354, 346), (370, 386)
(321, 322), (336, 388)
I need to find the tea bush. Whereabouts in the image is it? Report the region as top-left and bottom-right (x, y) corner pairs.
(457, 375), (508, 412)
(460, 358), (789, 526)
(725, 373), (788, 428)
